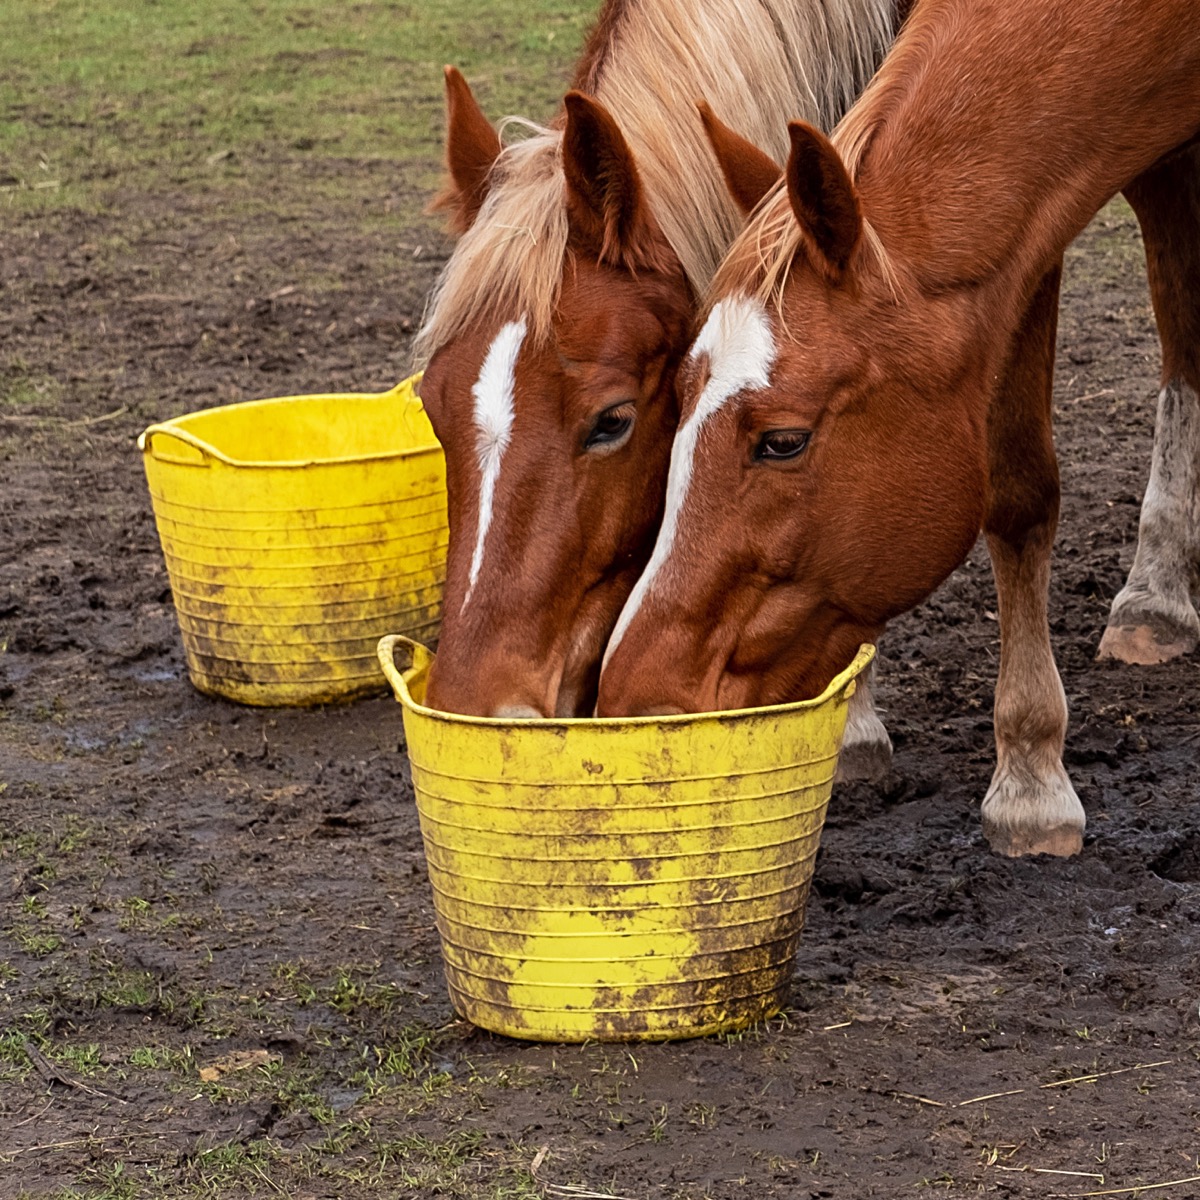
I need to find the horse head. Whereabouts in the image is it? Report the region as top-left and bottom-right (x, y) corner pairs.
(418, 71), (698, 717)
(597, 120), (988, 715)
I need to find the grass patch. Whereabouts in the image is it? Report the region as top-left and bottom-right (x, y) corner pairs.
(47, 1040), (104, 1077)
(0, 364), (63, 412)
(127, 1044), (195, 1073)
(16, 1115), (545, 1197)
(273, 960), (414, 1021)
(58, 1160), (142, 1200)
(0, 0), (594, 214)
(92, 964), (169, 1010)
(7, 927), (64, 956)
(1, 813), (92, 863)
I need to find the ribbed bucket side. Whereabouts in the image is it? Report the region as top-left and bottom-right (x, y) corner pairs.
(413, 758), (828, 1041)
(142, 384), (446, 706)
(382, 638), (872, 1042)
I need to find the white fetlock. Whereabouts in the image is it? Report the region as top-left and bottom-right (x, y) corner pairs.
(1099, 588), (1199, 664)
(836, 690), (893, 783)
(981, 761), (1085, 857)
(1100, 381), (1200, 665)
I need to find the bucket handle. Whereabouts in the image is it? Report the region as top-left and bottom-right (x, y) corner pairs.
(382, 373), (438, 447)
(828, 643), (875, 705)
(137, 424), (233, 466)
(377, 634), (434, 700)
(383, 370), (423, 399)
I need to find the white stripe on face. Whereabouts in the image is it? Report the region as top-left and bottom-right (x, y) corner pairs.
(602, 296), (776, 665)
(462, 317), (527, 612)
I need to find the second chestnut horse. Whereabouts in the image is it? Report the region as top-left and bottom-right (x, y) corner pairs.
(598, 0), (1200, 856)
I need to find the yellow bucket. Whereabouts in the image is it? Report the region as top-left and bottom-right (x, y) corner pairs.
(378, 635), (874, 1042)
(139, 376), (446, 707)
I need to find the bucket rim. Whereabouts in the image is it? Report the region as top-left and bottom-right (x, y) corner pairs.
(137, 375), (439, 469)
(377, 636), (875, 731)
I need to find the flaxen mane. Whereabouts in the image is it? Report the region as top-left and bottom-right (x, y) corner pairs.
(415, 0), (895, 364)
(708, 9), (952, 311)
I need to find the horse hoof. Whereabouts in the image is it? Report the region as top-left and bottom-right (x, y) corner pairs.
(835, 734), (892, 783)
(982, 765), (1084, 858)
(985, 823), (1084, 858)
(1098, 621), (1195, 665)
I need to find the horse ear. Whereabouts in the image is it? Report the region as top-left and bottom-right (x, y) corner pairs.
(562, 91), (652, 265)
(434, 66), (502, 233)
(697, 101), (781, 215)
(785, 120), (862, 281)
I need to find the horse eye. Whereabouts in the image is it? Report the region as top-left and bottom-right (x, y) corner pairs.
(585, 402), (636, 450)
(755, 429), (811, 461)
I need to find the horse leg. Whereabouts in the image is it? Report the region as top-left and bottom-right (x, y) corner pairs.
(836, 657), (893, 782)
(1100, 147), (1200, 664)
(981, 263), (1086, 858)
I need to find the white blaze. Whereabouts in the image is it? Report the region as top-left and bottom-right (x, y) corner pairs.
(462, 317), (527, 612)
(602, 296), (777, 666)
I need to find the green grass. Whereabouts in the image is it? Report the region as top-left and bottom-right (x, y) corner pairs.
(37, 1131), (546, 1199)
(0, 0), (593, 213)
(0, 364), (63, 411)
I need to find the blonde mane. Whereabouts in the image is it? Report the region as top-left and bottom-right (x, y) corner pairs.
(414, 0), (895, 365)
(708, 22), (919, 312)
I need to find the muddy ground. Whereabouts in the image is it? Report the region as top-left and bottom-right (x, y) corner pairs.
(1, 180), (1198, 1198)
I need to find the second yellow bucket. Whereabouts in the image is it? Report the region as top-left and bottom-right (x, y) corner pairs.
(140, 377), (446, 706)
(378, 635), (874, 1042)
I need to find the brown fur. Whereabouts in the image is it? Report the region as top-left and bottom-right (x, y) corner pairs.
(698, 101), (782, 216)
(598, 0), (1200, 857)
(561, 91), (678, 275)
(432, 66), (503, 234)
(784, 121), (862, 280)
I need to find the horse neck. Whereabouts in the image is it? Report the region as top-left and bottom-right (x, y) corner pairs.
(856, 0), (1200, 304)
(579, 0), (896, 289)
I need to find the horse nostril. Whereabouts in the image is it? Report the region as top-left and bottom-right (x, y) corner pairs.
(491, 704), (545, 719)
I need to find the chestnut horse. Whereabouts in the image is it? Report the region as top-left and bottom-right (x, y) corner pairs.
(597, 0), (1200, 857)
(415, 0), (897, 732)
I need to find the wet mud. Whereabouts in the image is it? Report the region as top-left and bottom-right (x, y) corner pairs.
(1, 195), (1197, 1197)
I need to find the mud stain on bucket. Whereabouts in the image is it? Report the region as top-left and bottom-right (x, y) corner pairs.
(378, 635), (873, 1042)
